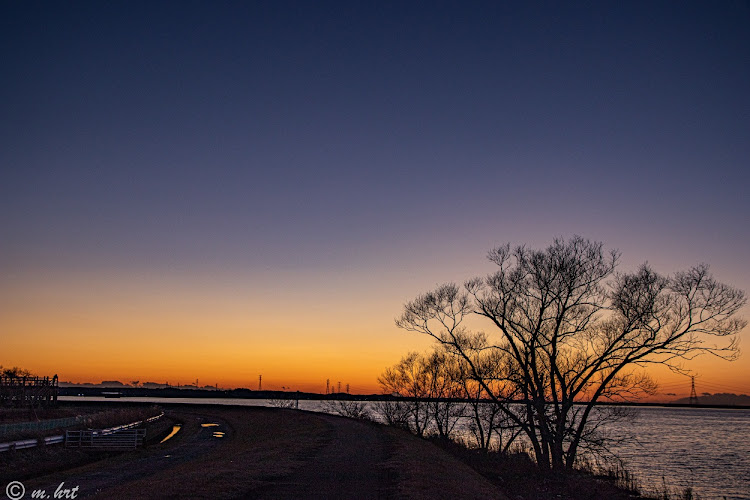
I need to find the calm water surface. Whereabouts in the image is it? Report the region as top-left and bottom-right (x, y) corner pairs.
(61, 397), (749, 499)
(608, 406), (750, 500)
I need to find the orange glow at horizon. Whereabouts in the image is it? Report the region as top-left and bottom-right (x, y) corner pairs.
(2, 267), (748, 397)
(0, 268), (437, 394)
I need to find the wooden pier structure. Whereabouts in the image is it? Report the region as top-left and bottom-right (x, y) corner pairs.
(0, 375), (59, 407)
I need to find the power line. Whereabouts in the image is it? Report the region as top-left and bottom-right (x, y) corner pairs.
(657, 378), (748, 394)
(689, 376), (698, 405)
(694, 381), (749, 393)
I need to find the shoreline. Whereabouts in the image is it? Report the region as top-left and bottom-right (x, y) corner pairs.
(57, 391), (750, 410)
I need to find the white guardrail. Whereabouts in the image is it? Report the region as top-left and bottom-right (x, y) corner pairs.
(0, 412), (164, 452)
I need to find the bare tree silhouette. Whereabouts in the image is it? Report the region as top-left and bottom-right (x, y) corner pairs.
(377, 352), (431, 437)
(396, 236), (746, 470)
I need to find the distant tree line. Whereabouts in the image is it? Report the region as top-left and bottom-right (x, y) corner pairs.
(373, 349), (521, 452)
(0, 366), (35, 378)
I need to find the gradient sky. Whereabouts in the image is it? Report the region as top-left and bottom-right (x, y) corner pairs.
(2, 1), (749, 396)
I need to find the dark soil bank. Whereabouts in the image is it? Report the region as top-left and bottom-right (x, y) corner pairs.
(4, 405), (507, 499)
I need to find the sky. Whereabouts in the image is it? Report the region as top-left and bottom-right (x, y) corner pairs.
(2, 1), (749, 397)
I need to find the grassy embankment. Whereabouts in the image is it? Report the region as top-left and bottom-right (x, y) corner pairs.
(0, 403), (664, 499)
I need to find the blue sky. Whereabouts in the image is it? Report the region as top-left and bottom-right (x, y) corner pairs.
(2, 1), (749, 392)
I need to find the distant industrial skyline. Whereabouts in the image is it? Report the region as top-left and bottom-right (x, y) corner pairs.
(53, 376), (748, 403)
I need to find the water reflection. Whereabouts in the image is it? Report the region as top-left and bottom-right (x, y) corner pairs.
(200, 422), (224, 438)
(160, 424), (182, 444)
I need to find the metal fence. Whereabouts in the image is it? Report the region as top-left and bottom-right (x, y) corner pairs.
(0, 415), (83, 437)
(0, 412), (163, 453)
(65, 428), (146, 449)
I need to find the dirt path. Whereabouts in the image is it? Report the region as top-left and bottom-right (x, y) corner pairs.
(11, 405), (506, 499)
(257, 414), (394, 499)
(22, 409), (231, 498)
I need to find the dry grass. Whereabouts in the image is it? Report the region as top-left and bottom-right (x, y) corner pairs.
(424, 436), (644, 500)
(0, 407), (93, 424)
(382, 427), (508, 499)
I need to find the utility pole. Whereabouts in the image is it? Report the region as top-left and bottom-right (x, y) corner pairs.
(689, 376), (699, 405)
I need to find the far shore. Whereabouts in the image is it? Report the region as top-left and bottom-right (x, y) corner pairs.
(57, 386), (750, 410)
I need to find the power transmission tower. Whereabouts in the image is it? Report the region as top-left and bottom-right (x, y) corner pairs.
(258, 375), (262, 391)
(326, 379), (330, 395)
(689, 376), (698, 405)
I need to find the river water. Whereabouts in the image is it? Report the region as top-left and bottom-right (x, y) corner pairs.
(60, 396), (749, 499)
(607, 406), (750, 500)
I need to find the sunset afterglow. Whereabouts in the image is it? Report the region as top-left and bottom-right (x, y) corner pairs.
(2, 2), (749, 400)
